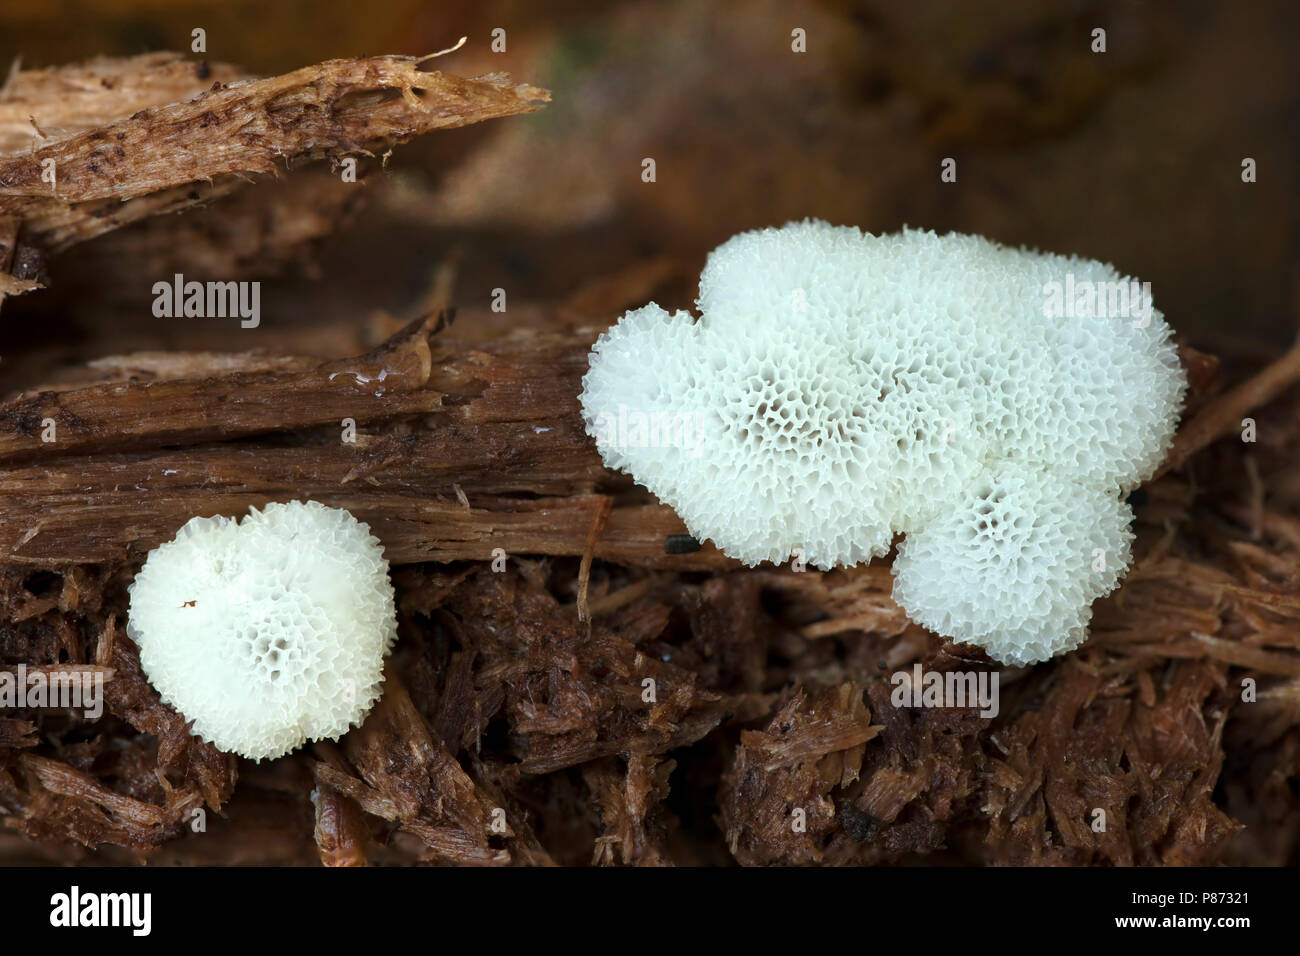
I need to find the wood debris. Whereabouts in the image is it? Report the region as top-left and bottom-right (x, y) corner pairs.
(3, 45), (1300, 867)
(0, 52), (548, 308)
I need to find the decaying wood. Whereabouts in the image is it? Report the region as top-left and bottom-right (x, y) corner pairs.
(63, 172), (366, 286)
(0, 311), (437, 461)
(0, 52), (549, 309)
(0, 215), (32, 299)
(0, 53), (249, 155)
(314, 678), (506, 864)
(584, 753), (677, 865)
(0, 55), (548, 249)
(1159, 332), (1300, 477)
(3, 308), (1295, 576)
(721, 684), (881, 865)
(310, 743), (372, 867)
(0, 313), (733, 570)
(436, 567), (769, 775)
(4, 271), (1300, 866)
(0, 53), (249, 312)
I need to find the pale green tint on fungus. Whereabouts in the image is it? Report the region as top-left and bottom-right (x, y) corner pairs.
(127, 500), (397, 761)
(579, 221), (1187, 666)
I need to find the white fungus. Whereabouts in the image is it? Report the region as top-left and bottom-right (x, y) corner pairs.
(891, 466), (1133, 665)
(127, 500), (397, 760)
(579, 220), (1187, 666)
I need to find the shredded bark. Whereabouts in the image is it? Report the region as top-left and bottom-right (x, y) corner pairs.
(0, 51), (548, 308)
(0, 53), (249, 155)
(584, 753), (677, 865)
(1158, 331), (1300, 478)
(3, 305), (1300, 864)
(0, 316), (730, 570)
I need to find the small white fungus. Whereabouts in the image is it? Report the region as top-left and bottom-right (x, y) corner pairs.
(127, 500), (397, 761)
(579, 221), (1187, 666)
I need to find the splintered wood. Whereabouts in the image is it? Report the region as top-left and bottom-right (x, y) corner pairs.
(0, 51), (549, 306)
(0, 314), (727, 570)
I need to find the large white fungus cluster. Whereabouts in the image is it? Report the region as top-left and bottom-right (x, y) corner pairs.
(127, 500), (397, 761)
(579, 221), (1187, 666)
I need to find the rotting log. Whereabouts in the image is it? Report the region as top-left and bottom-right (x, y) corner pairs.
(0, 314), (733, 571)
(0, 52), (549, 314)
(0, 55), (550, 252)
(6, 314), (1300, 574)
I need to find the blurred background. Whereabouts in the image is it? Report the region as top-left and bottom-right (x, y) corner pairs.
(1, 0), (1297, 389)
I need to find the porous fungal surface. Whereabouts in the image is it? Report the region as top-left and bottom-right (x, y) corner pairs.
(580, 221), (1187, 665)
(127, 500), (397, 760)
